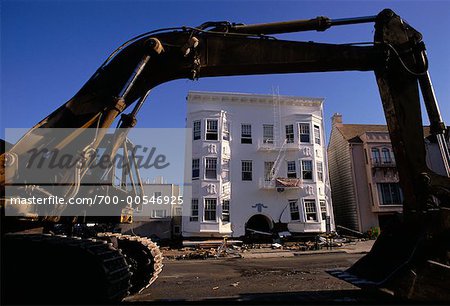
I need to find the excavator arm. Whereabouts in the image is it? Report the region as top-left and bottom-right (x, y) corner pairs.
(2, 8), (449, 301)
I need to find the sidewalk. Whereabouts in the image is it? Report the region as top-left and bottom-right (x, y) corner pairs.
(240, 240), (375, 259)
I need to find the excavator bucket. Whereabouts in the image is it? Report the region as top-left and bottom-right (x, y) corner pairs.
(328, 212), (450, 301)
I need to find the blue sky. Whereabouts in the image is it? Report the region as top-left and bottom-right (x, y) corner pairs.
(1, 0), (449, 142)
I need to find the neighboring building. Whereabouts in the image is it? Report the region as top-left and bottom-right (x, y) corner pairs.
(327, 113), (448, 233)
(182, 91), (335, 238)
(121, 177), (182, 239)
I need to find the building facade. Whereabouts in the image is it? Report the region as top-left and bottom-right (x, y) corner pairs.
(182, 91), (335, 238)
(327, 113), (447, 233)
(121, 177), (182, 239)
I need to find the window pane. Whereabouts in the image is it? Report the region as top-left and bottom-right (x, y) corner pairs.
(241, 124), (252, 144)
(314, 125), (321, 145)
(192, 158), (200, 179)
(193, 120), (201, 140)
(263, 125), (274, 143)
(205, 158), (217, 179)
(204, 198), (217, 221)
(304, 199), (317, 221)
(287, 161), (297, 178)
(301, 160), (313, 180)
(190, 198), (199, 221)
(320, 200), (327, 220)
(317, 161), (323, 182)
(242, 160), (252, 181)
(264, 161), (274, 181)
(371, 148), (381, 163)
(206, 119), (218, 140)
(382, 148), (391, 163)
(222, 200), (230, 222)
(299, 124), (310, 143)
(289, 199), (300, 221)
(285, 124), (294, 143)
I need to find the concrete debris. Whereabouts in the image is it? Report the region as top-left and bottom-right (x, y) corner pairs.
(230, 282), (240, 287)
(161, 236), (371, 260)
(212, 286), (219, 290)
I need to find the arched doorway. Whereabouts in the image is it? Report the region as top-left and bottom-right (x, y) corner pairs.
(245, 214), (274, 242)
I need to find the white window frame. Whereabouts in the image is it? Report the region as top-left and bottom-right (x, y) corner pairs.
(264, 161), (274, 181)
(205, 119), (218, 140)
(285, 124), (294, 143)
(204, 198), (217, 222)
(204, 157), (217, 180)
(289, 199), (300, 221)
(314, 125), (321, 145)
(263, 124), (274, 144)
(190, 198), (199, 222)
(304, 199), (318, 222)
(222, 199), (230, 222)
(242, 160), (253, 181)
(316, 161), (324, 182)
(299, 123), (311, 143)
(241, 124), (252, 144)
(222, 159), (230, 182)
(287, 161), (297, 178)
(223, 121), (230, 141)
(193, 120), (201, 140)
(301, 160), (313, 180)
(320, 200), (327, 221)
(192, 158), (200, 180)
(151, 209), (167, 218)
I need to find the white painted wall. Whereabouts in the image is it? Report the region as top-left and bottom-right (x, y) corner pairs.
(182, 91), (335, 238)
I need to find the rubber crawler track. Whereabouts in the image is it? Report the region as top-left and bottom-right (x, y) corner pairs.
(97, 232), (164, 294)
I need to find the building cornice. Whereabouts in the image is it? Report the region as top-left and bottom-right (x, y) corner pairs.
(187, 91), (323, 107)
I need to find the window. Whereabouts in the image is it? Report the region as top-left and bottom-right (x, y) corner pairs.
(320, 200), (327, 220)
(175, 207), (182, 216)
(299, 124), (310, 143)
(222, 159), (230, 182)
(242, 160), (252, 181)
(301, 160), (313, 180)
(204, 198), (217, 221)
(304, 199), (318, 221)
(206, 119), (218, 140)
(316, 161), (324, 182)
(154, 191), (162, 199)
(263, 124), (274, 144)
(193, 120), (201, 140)
(264, 161), (274, 181)
(205, 158), (217, 179)
(371, 148), (381, 164)
(289, 200), (300, 221)
(287, 161), (297, 178)
(382, 148), (392, 164)
(314, 125), (321, 145)
(377, 183), (403, 205)
(241, 124), (252, 144)
(223, 121), (230, 141)
(222, 200), (230, 222)
(190, 199), (199, 221)
(285, 124), (294, 143)
(152, 210), (166, 218)
(174, 225), (181, 234)
(192, 158), (200, 180)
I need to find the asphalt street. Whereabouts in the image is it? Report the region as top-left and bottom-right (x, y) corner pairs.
(124, 253), (396, 304)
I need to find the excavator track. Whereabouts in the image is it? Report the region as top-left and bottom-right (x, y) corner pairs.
(2, 233), (132, 304)
(97, 232), (164, 294)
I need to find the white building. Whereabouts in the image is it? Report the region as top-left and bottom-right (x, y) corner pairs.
(182, 91), (335, 238)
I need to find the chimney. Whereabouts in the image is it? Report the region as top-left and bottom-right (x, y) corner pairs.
(332, 113), (343, 126)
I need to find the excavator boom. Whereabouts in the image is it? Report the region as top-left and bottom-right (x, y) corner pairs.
(1, 8), (449, 302)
